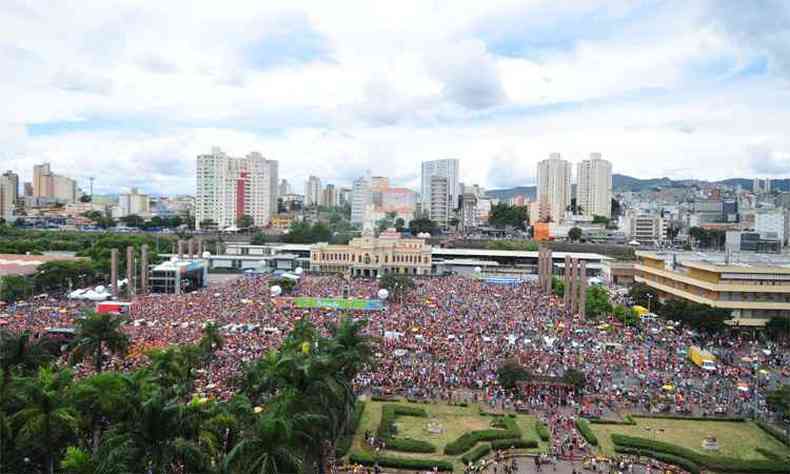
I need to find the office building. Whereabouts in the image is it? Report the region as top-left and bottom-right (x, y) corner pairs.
(576, 153), (612, 218)
(625, 209), (667, 244)
(118, 188), (151, 217)
(195, 148), (278, 230)
(753, 178), (771, 194)
(754, 209), (789, 247)
(429, 176), (451, 228)
(0, 171), (19, 221)
(304, 175), (322, 207)
(339, 187), (352, 207)
(351, 175), (372, 226)
(536, 153), (572, 223)
(635, 250), (790, 326)
(32, 163), (78, 203)
(421, 159), (460, 218)
(23, 182), (33, 197)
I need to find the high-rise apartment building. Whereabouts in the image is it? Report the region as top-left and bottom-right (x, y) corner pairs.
(537, 153), (572, 223)
(429, 176), (450, 228)
(32, 163), (78, 203)
(753, 178), (771, 194)
(304, 176), (322, 207)
(421, 159), (460, 219)
(576, 153), (612, 218)
(23, 182), (33, 197)
(118, 188), (151, 217)
(322, 184), (338, 207)
(195, 148), (278, 230)
(0, 171), (19, 220)
(338, 187), (352, 207)
(351, 175), (372, 226)
(278, 179), (291, 197)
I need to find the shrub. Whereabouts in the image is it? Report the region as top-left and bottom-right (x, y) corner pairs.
(535, 421), (550, 441)
(611, 434), (790, 473)
(630, 414), (745, 422)
(461, 444), (491, 465)
(384, 437), (436, 453)
(444, 429), (519, 455)
(575, 418), (598, 446)
(349, 452), (453, 471)
(490, 438), (538, 450)
(755, 447), (786, 462)
(588, 415), (635, 425)
(336, 401), (365, 458)
(614, 447), (701, 474)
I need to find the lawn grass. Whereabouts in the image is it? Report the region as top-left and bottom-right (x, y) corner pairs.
(590, 417), (790, 461)
(351, 400), (548, 472)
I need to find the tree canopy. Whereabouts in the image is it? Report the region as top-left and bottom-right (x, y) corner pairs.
(488, 203), (528, 229)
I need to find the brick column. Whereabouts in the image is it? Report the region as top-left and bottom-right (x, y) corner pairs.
(140, 244), (148, 295)
(545, 249), (553, 295)
(569, 258), (578, 314)
(563, 254), (571, 311)
(126, 246), (135, 298)
(578, 261), (587, 318)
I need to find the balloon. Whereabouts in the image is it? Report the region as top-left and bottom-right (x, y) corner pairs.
(378, 288), (389, 300)
(295, 267), (304, 275)
(202, 251), (211, 258)
(474, 267), (482, 273)
(270, 285), (282, 297)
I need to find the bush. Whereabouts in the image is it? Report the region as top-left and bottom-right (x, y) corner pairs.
(588, 415), (635, 425)
(375, 404), (436, 453)
(614, 447), (701, 474)
(575, 418), (598, 446)
(611, 434), (790, 473)
(755, 420), (790, 447)
(444, 428), (519, 455)
(490, 438), (538, 450)
(336, 401), (366, 458)
(755, 447), (787, 462)
(461, 444), (491, 465)
(349, 452), (453, 471)
(630, 414), (745, 422)
(535, 421), (550, 441)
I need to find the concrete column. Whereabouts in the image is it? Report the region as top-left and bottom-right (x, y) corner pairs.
(126, 246), (135, 298)
(191, 239), (198, 259)
(563, 254), (571, 310)
(111, 248), (119, 298)
(578, 261), (587, 318)
(544, 249), (553, 295)
(140, 244), (148, 295)
(197, 239), (204, 257)
(177, 240), (183, 260)
(569, 258), (577, 314)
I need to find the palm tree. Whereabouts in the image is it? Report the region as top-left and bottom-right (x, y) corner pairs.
(69, 311), (130, 373)
(325, 316), (375, 381)
(199, 322), (224, 361)
(69, 372), (133, 454)
(12, 366), (80, 474)
(0, 330), (53, 400)
(225, 401), (308, 474)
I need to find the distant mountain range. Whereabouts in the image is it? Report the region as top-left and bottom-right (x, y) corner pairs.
(485, 175), (790, 201)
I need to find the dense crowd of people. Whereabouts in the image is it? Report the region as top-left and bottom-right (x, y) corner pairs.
(2, 272), (789, 468)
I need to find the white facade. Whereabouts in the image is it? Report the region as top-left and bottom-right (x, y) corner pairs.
(351, 175), (371, 225)
(304, 175), (322, 207)
(625, 209), (666, 243)
(429, 176), (450, 228)
(421, 159), (460, 216)
(118, 188), (150, 217)
(536, 153), (572, 223)
(196, 148), (278, 230)
(278, 179), (291, 197)
(755, 210), (789, 246)
(576, 153), (612, 218)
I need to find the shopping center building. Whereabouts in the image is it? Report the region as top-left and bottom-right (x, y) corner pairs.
(634, 250), (790, 326)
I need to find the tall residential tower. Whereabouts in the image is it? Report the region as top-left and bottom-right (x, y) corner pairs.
(420, 159), (459, 224)
(536, 153), (572, 223)
(576, 153), (612, 218)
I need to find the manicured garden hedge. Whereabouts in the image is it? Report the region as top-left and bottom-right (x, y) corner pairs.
(491, 438), (538, 450)
(614, 446), (701, 474)
(588, 415), (635, 425)
(755, 420), (790, 448)
(376, 404), (436, 453)
(350, 452), (453, 471)
(461, 444), (492, 465)
(630, 414), (745, 422)
(755, 447), (786, 462)
(575, 418), (598, 446)
(336, 401), (366, 458)
(611, 433), (790, 473)
(444, 416), (522, 456)
(535, 421), (550, 441)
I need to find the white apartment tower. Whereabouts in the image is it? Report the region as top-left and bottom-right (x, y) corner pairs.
(576, 153), (612, 218)
(351, 175), (372, 226)
(304, 175), (322, 207)
(0, 170), (19, 221)
(421, 159), (460, 215)
(536, 153), (572, 223)
(429, 176), (451, 228)
(196, 148), (278, 230)
(118, 188), (151, 217)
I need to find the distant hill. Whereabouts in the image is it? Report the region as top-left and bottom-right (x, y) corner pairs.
(486, 175), (790, 199)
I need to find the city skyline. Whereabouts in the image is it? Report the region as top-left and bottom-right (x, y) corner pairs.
(2, 1), (790, 195)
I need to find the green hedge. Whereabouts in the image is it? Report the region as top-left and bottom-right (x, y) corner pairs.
(375, 404), (436, 453)
(755, 420), (790, 448)
(349, 452), (453, 471)
(755, 447), (786, 462)
(444, 428), (520, 455)
(461, 444), (492, 465)
(491, 438), (538, 450)
(575, 418), (598, 446)
(588, 415), (635, 425)
(630, 414), (745, 422)
(614, 447), (701, 474)
(611, 434), (790, 473)
(535, 421), (550, 441)
(336, 401), (365, 458)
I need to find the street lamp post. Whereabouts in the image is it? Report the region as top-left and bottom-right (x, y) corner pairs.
(647, 294), (653, 313)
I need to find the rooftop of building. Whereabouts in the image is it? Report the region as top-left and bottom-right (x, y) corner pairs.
(636, 250), (790, 274)
(0, 254), (85, 276)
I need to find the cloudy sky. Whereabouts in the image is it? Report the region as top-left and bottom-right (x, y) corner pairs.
(2, 0), (790, 195)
